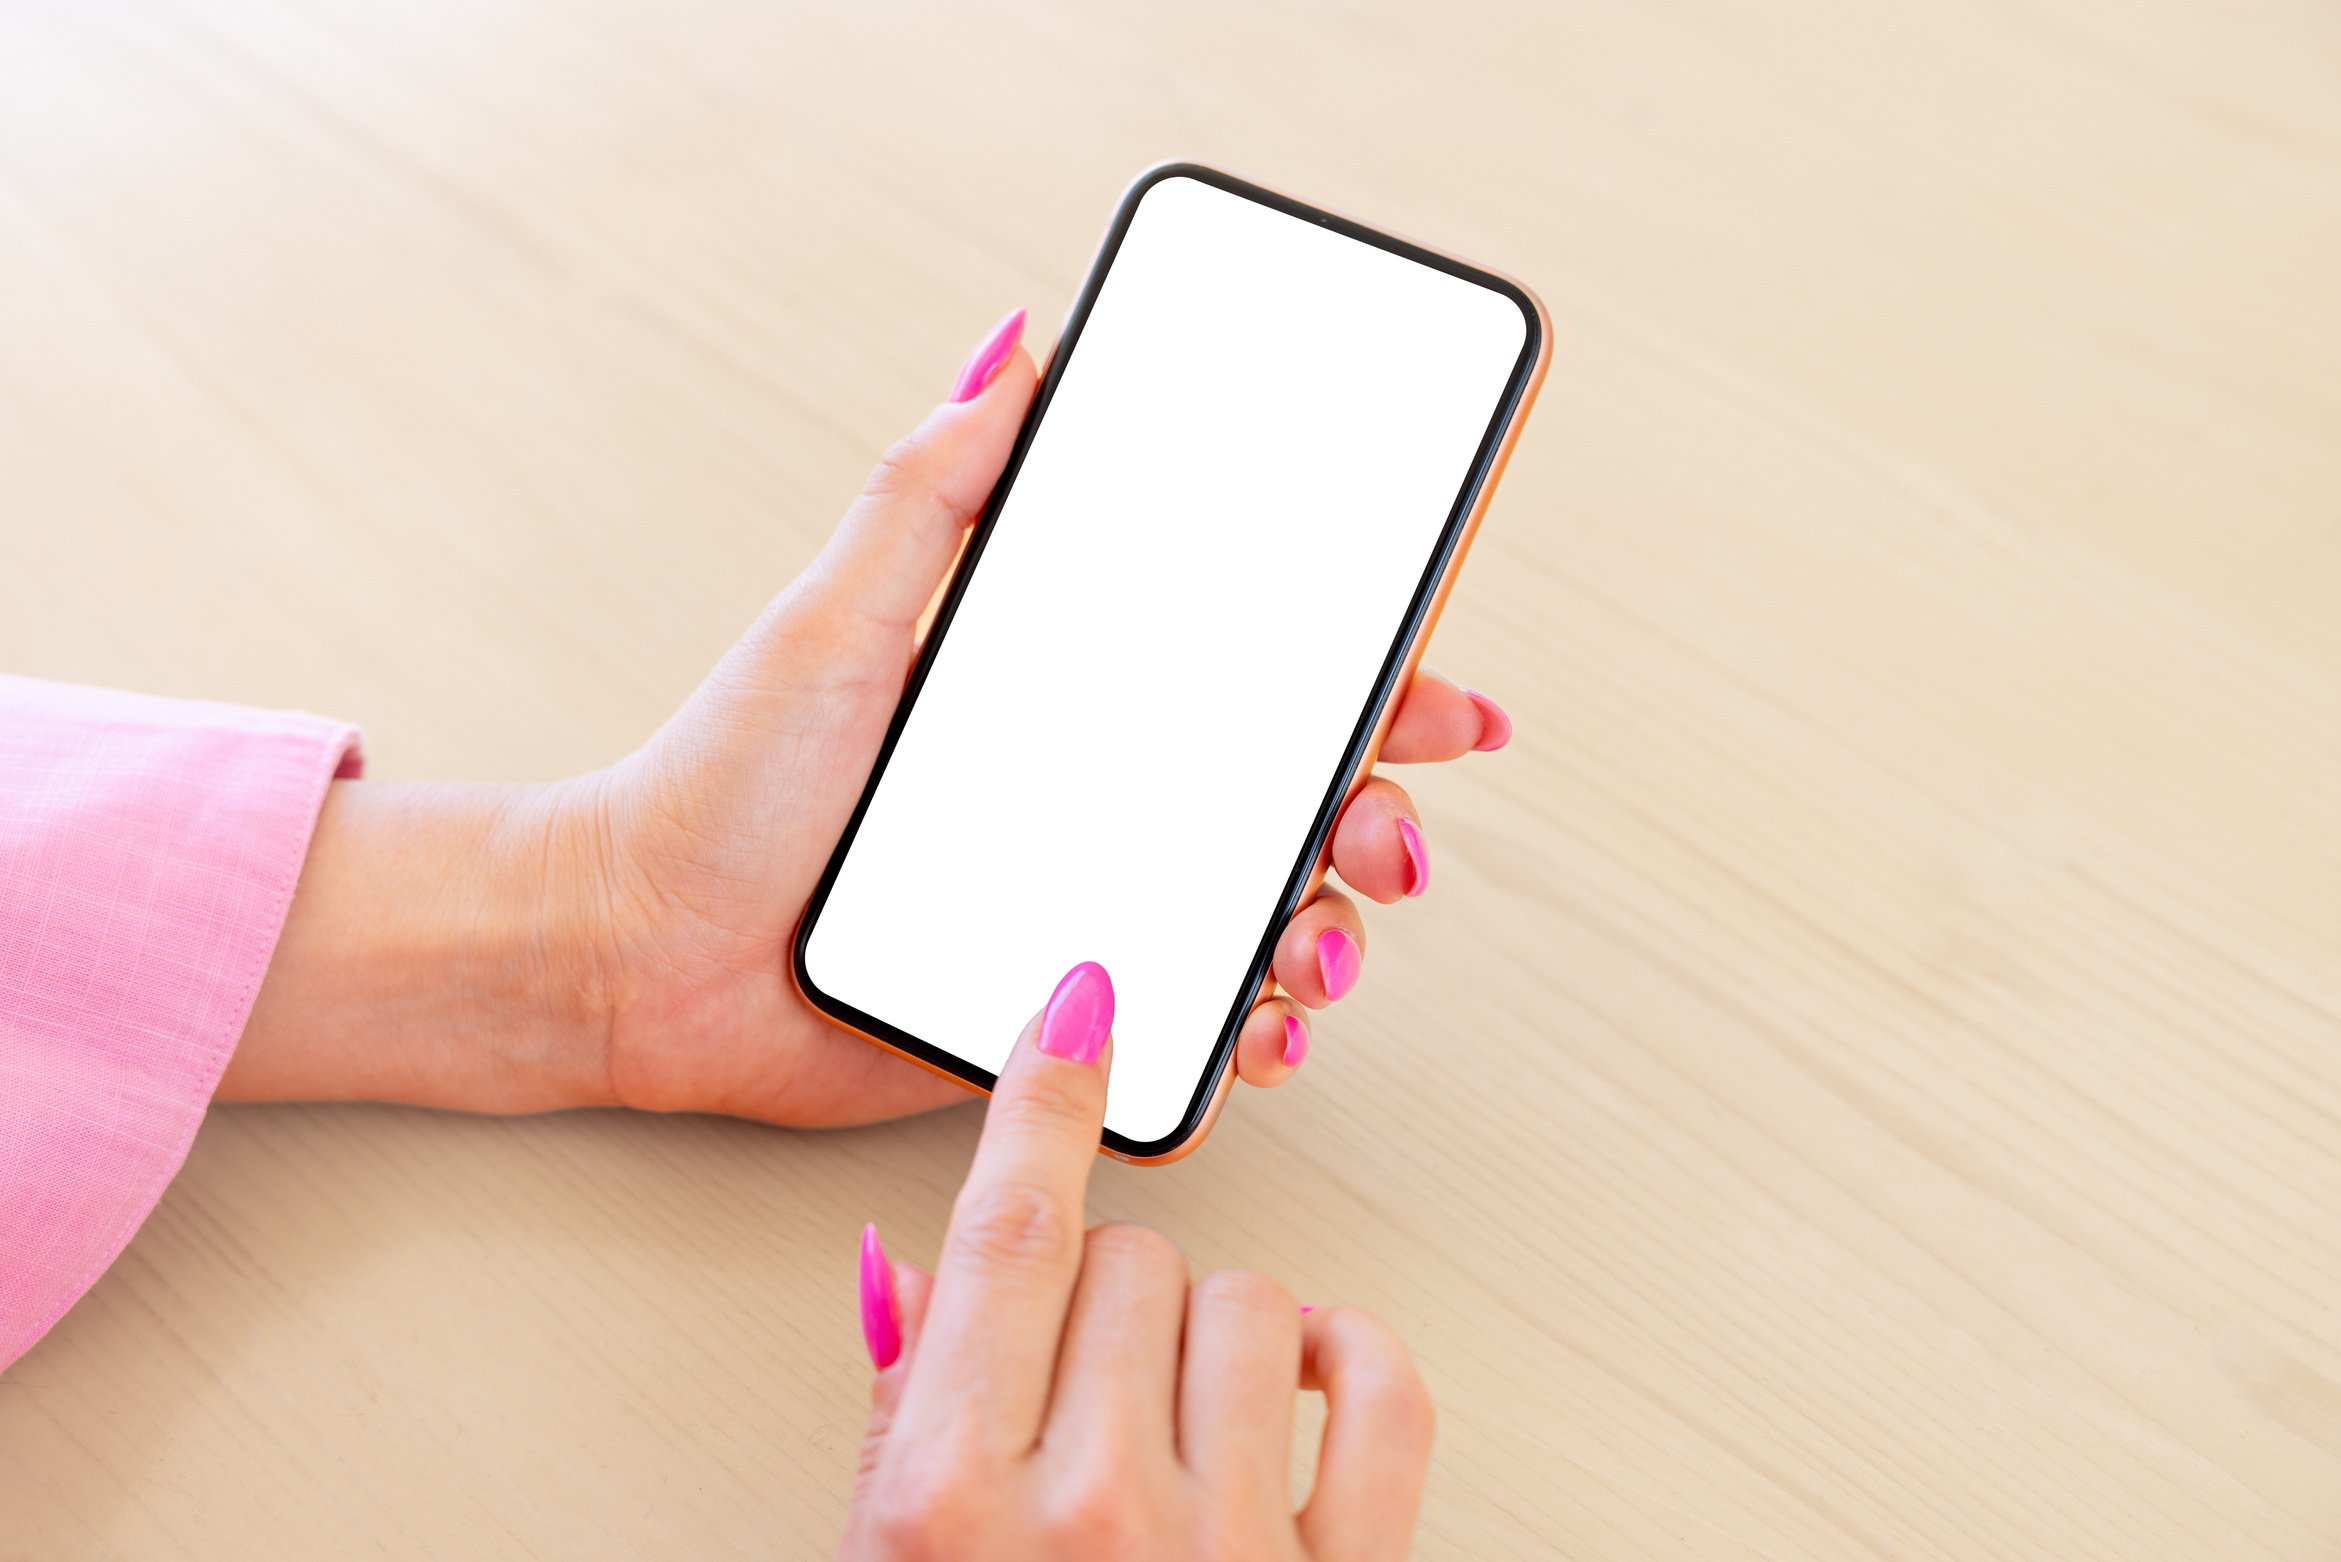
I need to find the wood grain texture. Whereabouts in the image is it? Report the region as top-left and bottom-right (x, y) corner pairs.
(3, 1), (2338, 1556)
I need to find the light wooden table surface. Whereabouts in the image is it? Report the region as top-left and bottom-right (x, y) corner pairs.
(4, 1), (2339, 1557)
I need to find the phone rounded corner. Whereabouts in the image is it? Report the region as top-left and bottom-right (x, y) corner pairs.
(1518, 285), (1554, 393)
(1477, 269), (1551, 387)
(1104, 1061), (1237, 1167)
(1102, 1126), (1182, 1167)
(787, 915), (830, 1017)
(1113, 160), (1216, 225)
(1124, 158), (1216, 196)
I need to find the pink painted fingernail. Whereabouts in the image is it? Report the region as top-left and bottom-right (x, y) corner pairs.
(1464, 689), (1512, 753)
(859, 1223), (902, 1371)
(1316, 927), (1361, 1002)
(1396, 817), (1429, 898)
(950, 308), (1026, 402)
(1282, 1012), (1310, 1068)
(1037, 960), (1114, 1064)
(1299, 1304), (1315, 1315)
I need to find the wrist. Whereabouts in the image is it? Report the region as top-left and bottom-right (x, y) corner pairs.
(226, 778), (618, 1113)
(466, 776), (624, 1112)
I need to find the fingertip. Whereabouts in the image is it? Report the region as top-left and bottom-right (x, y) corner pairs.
(1395, 816), (1428, 898)
(977, 963), (1116, 1159)
(860, 1222), (904, 1371)
(1235, 1001), (1309, 1086)
(890, 1257), (935, 1350)
(864, 1248), (932, 1419)
(1033, 960), (1114, 1066)
(966, 341), (1040, 419)
(948, 307), (1027, 403)
(1464, 688), (1512, 752)
(1330, 778), (1420, 905)
(1272, 892), (1365, 1008)
(1317, 926), (1361, 1002)
(1376, 672), (1484, 763)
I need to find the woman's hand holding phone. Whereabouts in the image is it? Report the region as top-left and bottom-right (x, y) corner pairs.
(224, 309), (1509, 1127)
(586, 307), (1510, 1128)
(841, 962), (1434, 1561)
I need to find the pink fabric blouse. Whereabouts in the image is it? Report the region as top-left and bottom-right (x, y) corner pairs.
(0, 675), (359, 1371)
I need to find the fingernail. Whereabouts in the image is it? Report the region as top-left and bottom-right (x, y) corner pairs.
(859, 1222), (902, 1371)
(1396, 817), (1429, 898)
(1464, 689), (1512, 753)
(1316, 927), (1360, 1002)
(950, 307), (1026, 402)
(1282, 1012), (1310, 1068)
(1299, 1304), (1315, 1315)
(1037, 960), (1114, 1064)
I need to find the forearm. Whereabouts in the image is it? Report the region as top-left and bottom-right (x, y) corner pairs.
(220, 779), (616, 1113)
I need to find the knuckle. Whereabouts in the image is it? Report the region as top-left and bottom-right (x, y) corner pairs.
(949, 1178), (1082, 1275)
(865, 433), (935, 502)
(854, 1407), (899, 1487)
(1381, 1364), (1437, 1450)
(1192, 1267), (1296, 1325)
(867, 1438), (999, 1558)
(1195, 1526), (1283, 1562)
(1333, 1309), (1437, 1448)
(1039, 1464), (1146, 1557)
(1084, 1221), (1185, 1278)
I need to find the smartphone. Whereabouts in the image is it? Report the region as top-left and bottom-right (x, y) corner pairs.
(794, 163), (1548, 1162)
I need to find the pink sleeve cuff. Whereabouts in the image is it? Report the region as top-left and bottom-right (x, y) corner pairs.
(0, 675), (361, 1371)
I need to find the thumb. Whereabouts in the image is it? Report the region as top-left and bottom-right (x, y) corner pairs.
(800, 309), (1038, 631)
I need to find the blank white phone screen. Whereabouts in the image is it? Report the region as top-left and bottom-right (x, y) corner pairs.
(802, 174), (1529, 1146)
